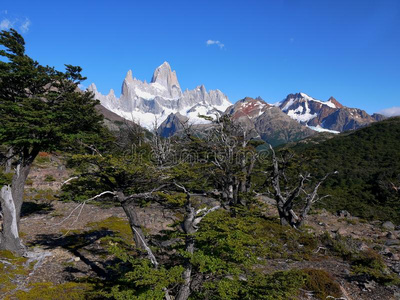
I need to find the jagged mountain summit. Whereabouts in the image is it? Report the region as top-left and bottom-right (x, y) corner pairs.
(88, 62), (231, 129)
(154, 93), (385, 145)
(225, 97), (315, 146)
(278, 92), (385, 132)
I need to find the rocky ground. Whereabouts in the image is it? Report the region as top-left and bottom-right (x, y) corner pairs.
(1, 155), (400, 299)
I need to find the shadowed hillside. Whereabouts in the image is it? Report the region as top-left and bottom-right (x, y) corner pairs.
(288, 117), (400, 222)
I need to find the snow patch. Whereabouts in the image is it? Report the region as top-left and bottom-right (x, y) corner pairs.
(134, 88), (156, 100)
(151, 82), (167, 91)
(286, 100), (317, 123)
(282, 98), (294, 112)
(307, 125), (340, 134)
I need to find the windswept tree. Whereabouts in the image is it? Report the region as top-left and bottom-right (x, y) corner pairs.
(62, 137), (221, 299)
(62, 153), (165, 265)
(0, 29), (104, 254)
(264, 145), (336, 228)
(178, 115), (260, 208)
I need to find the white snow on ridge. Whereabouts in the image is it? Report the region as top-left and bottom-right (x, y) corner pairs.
(214, 98), (232, 112)
(286, 99), (317, 123)
(134, 88), (156, 100)
(282, 99), (295, 112)
(151, 82), (167, 91)
(300, 92), (314, 101)
(307, 125), (340, 134)
(311, 98), (336, 108)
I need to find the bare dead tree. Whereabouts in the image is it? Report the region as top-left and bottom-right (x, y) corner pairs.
(178, 116), (258, 208)
(150, 118), (173, 166)
(267, 144), (337, 228)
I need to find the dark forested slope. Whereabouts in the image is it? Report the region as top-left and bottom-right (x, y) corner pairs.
(288, 117), (400, 222)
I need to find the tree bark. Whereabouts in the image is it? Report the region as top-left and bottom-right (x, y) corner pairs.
(175, 202), (196, 300)
(119, 193), (159, 267)
(0, 161), (32, 255)
(0, 185), (25, 254)
(120, 198), (147, 250)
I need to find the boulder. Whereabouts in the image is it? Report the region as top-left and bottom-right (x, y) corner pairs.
(382, 221), (395, 230)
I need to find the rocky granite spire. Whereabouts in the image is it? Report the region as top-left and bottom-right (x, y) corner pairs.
(151, 62), (182, 99)
(89, 62), (231, 129)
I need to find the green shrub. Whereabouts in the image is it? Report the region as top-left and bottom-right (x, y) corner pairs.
(351, 249), (400, 285)
(302, 268), (342, 299)
(197, 270), (306, 300)
(7, 282), (91, 300)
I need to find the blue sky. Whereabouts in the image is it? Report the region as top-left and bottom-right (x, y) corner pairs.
(1, 0), (399, 114)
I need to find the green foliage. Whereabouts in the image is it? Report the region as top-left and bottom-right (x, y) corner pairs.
(0, 169), (13, 185)
(196, 209), (316, 268)
(288, 117), (400, 222)
(302, 268), (342, 299)
(7, 282), (91, 300)
(92, 244), (184, 300)
(197, 270), (306, 300)
(0, 250), (29, 294)
(189, 210), (318, 297)
(61, 154), (159, 203)
(320, 232), (359, 260)
(168, 162), (213, 193)
(351, 249), (400, 285)
(0, 28), (106, 166)
(156, 191), (187, 207)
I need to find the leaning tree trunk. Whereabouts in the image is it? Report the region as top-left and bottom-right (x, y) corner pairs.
(118, 192), (159, 267)
(119, 196), (148, 250)
(0, 162), (32, 255)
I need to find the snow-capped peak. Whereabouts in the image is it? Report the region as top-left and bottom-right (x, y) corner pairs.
(278, 93), (340, 126)
(299, 92), (314, 101)
(89, 62), (232, 130)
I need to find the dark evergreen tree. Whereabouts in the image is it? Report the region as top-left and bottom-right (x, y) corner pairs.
(0, 29), (104, 254)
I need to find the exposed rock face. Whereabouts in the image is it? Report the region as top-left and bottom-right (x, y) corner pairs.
(88, 62), (231, 130)
(225, 97), (315, 146)
(151, 62), (182, 99)
(278, 92), (384, 132)
(372, 113), (387, 122)
(157, 112), (189, 138)
(321, 107), (378, 132)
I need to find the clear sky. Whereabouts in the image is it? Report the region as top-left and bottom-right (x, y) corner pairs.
(1, 0), (399, 115)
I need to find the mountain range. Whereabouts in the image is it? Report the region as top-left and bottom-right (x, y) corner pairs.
(88, 62), (386, 145)
(89, 62), (231, 130)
